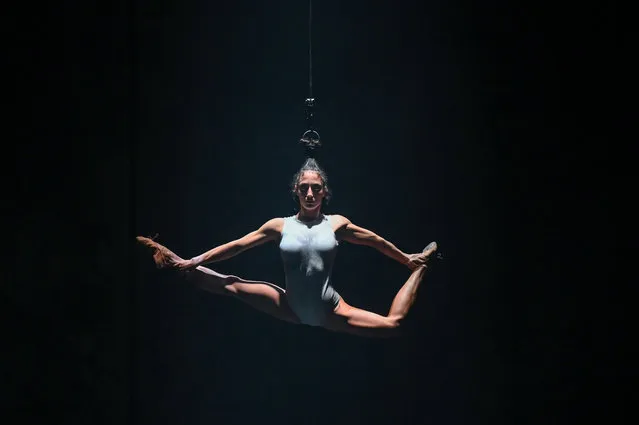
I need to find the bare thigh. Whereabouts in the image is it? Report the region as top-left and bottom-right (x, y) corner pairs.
(187, 266), (300, 324)
(322, 298), (401, 338)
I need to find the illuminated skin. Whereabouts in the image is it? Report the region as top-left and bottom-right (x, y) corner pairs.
(137, 171), (437, 338)
(295, 171), (325, 220)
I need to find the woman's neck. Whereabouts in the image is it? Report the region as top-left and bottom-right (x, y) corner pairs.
(296, 209), (322, 222)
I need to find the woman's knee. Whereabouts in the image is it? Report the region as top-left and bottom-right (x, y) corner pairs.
(328, 307), (402, 337)
(222, 281), (242, 296)
(187, 270), (236, 296)
(204, 280), (262, 299)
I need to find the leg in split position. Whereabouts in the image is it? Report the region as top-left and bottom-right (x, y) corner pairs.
(136, 236), (438, 337)
(136, 236), (300, 324)
(323, 242), (438, 338)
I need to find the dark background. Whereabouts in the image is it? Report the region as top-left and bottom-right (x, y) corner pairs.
(6, 1), (622, 425)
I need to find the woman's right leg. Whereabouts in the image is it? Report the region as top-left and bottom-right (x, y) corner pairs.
(137, 236), (300, 324)
(185, 266), (300, 324)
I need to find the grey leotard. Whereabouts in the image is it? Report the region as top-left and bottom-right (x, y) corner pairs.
(279, 214), (341, 326)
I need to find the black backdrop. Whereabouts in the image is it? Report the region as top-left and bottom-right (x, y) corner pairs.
(6, 1), (622, 425)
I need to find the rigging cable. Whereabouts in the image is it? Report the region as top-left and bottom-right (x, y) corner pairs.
(300, 0), (320, 155)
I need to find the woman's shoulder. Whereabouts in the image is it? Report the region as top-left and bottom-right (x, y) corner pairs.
(264, 217), (287, 224)
(261, 217), (286, 233)
(326, 214), (350, 229)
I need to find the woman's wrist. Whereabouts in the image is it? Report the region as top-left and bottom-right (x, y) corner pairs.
(190, 254), (205, 267)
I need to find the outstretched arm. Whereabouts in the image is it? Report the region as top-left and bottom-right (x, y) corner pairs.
(333, 215), (414, 268)
(188, 218), (283, 269)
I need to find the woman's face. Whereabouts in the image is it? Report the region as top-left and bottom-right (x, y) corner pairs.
(295, 171), (326, 213)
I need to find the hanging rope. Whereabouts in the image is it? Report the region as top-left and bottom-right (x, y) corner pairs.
(300, 0), (320, 155)
(308, 0), (313, 100)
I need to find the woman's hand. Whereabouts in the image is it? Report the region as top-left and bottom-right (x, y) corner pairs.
(158, 252), (195, 272)
(404, 242), (439, 270)
(136, 236), (196, 272)
(405, 253), (429, 270)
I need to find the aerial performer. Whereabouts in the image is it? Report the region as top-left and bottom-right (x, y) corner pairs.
(136, 144), (440, 338)
(136, 0), (441, 338)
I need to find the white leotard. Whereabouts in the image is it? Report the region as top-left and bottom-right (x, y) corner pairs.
(279, 214), (341, 326)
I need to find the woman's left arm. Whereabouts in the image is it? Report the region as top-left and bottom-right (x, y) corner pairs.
(333, 215), (413, 268)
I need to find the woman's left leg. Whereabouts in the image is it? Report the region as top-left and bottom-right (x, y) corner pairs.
(322, 265), (429, 338)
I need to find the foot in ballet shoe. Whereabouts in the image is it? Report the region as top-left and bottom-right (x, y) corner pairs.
(422, 242), (444, 262)
(423, 241), (437, 255)
(136, 235), (181, 269)
(136, 235), (158, 249)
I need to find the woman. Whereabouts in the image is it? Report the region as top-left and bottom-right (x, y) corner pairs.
(137, 154), (439, 338)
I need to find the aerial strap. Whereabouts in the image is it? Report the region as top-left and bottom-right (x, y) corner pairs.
(300, 0), (320, 155)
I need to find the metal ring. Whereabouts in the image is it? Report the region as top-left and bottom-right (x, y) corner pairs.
(302, 129), (320, 140)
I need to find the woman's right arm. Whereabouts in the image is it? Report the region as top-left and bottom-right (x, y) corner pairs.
(187, 218), (283, 269)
